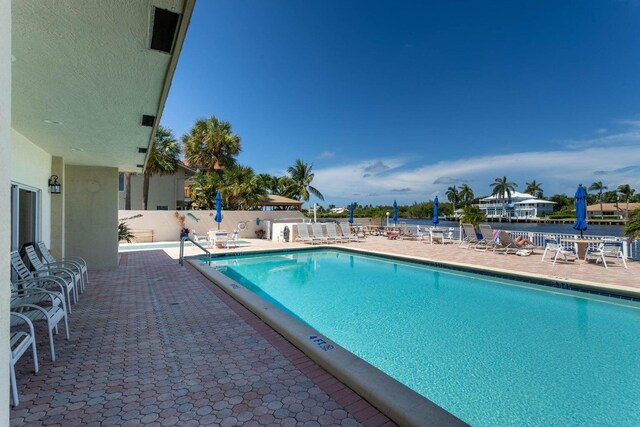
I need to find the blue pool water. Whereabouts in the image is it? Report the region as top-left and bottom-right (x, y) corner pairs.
(213, 250), (640, 426)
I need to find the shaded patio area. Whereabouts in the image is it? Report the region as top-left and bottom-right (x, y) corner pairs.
(11, 250), (394, 426)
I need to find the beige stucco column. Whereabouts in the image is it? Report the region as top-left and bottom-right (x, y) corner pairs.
(1, 0), (12, 417)
(65, 165), (119, 269)
(50, 156), (65, 258)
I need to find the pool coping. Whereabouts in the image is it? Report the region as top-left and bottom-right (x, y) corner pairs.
(189, 259), (468, 427)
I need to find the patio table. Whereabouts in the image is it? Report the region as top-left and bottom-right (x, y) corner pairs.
(561, 238), (603, 261)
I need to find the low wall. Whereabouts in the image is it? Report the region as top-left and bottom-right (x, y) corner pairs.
(119, 210), (307, 242)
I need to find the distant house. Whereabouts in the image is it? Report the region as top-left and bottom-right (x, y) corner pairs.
(256, 195), (304, 211)
(119, 162), (196, 210)
(587, 203), (640, 219)
(478, 191), (555, 219)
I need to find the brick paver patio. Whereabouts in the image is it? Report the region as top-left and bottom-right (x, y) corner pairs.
(10, 250), (395, 427)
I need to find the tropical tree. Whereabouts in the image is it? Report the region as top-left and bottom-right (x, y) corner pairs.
(445, 186), (459, 212)
(143, 126), (180, 210)
(490, 176), (517, 220)
(624, 208), (640, 242)
(223, 165), (266, 209)
(617, 184), (636, 219)
(525, 180), (543, 199)
(588, 181), (608, 216)
(287, 159), (324, 201)
(459, 184), (474, 206)
(182, 116), (241, 171)
(460, 205), (486, 226)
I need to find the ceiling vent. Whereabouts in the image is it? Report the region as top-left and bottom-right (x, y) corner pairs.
(141, 115), (155, 127)
(138, 147), (148, 154)
(150, 8), (181, 54)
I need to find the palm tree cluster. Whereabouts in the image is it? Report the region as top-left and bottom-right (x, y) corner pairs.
(445, 184), (475, 213)
(141, 115), (324, 210)
(588, 181), (637, 219)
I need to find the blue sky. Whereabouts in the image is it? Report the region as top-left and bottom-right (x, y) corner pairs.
(162, 0), (640, 207)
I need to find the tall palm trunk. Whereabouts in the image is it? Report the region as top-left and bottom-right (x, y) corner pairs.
(599, 189), (603, 217)
(124, 172), (132, 210)
(143, 171), (151, 210)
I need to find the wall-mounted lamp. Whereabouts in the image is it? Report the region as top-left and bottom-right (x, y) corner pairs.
(48, 175), (61, 194)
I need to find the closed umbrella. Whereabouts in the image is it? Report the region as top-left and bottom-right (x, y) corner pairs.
(432, 196), (440, 226)
(214, 191), (222, 231)
(348, 203), (354, 224)
(392, 200), (398, 225)
(572, 184), (588, 238)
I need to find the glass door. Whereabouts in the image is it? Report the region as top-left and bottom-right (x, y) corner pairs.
(10, 183), (40, 251)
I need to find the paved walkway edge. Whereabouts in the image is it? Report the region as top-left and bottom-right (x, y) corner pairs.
(189, 260), (467, 427)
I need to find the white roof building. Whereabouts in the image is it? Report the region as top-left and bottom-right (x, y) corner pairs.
(478, 192), (556, 219)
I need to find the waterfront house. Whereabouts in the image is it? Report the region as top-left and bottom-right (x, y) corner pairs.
(587, 203), (640, 219)
(478, 191), (556, 219)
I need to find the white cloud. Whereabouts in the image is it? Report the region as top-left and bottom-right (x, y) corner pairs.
(317, 151), (336, 159)
(313, 146), (640, 205)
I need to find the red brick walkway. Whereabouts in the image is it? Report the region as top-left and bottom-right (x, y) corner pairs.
(10, 250), (395, 427)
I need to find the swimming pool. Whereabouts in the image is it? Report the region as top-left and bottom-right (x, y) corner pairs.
(210, 249), (640, 426)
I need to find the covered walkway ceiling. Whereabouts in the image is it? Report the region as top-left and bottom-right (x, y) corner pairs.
(11, 0), (194, 171)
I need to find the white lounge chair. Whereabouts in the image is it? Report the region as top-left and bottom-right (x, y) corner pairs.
(494, 230), (535, 255)
(11, 283), (69, 362)
(311, 223), (331, 244)
(325, 223), (345, 243)
(11, 251), (76, 312)
(460, 223), (479, 248)
(295, 224), (320, 244)
(540, 236), (577, 264)
(25, 245), (82, 303)
(475, 224), (499, 251)
(37, 241), (89, 293)
(339, 222), (360, 242)
(191, 231), (210, 246)
(586, 240), (628, 269)
(10, 312), (39, 406)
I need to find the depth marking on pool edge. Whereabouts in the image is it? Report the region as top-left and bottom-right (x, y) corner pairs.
(309, 335), (335, 352)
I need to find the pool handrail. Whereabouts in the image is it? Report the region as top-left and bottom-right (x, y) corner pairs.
(180, 236), (211, 266)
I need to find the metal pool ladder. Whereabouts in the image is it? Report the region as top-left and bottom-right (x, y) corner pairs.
(179, 237), (211, 266)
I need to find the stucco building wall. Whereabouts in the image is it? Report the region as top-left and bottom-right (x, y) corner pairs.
(66, 166), (119, 269)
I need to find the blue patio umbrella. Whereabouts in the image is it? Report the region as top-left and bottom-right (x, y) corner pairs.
(392, 200), (398, 225)
(348, 203), (354, 224)
(214, 191), (222, 230)
(432, 196), (440, 225)
(572, 184), (588, 237)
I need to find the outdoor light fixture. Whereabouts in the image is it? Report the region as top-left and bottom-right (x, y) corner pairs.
(48, 175), (61, 194)
(386, 211), (390, 227)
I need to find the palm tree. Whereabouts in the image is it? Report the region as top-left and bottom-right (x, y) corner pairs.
(459, 184), (474, 206)
(588, 181), (608, 217)
(143, 126), (180, 210)
(222, 165), (266, 209)
(617, 184), (636, 219)
(624, 208), (640, 242)
(490, 176), (517, 220)
(525, 180), (543, 198)
(182, 116), (241, 171)
(287, 159), (324, 201)
(445, 186), (459, 212)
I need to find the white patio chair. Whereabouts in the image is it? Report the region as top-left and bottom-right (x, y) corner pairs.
(586, 240), (628, 269)
(540, 236), (577, 264)
(475, 224), (499, 251)
(339, 222), (359, 242)
(325, 223), (345, 243)
(11, 251), (76, 312)
(25, 245), (81, 303)
(11, 283), (69, 362)
(37, 241), (89, 293)
(294, 224), (319, 244)
(460, 223), (479, 248)
(191, 231), (210, 246)
(10, 312), (39, 407)
(311, 223), (331, 244)
(430, 228), (445, 245)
